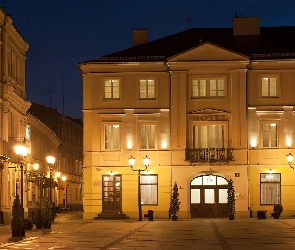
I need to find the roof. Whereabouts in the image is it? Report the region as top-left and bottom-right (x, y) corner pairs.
(28, 103), (82, 135)
(87, 26), (295, 63)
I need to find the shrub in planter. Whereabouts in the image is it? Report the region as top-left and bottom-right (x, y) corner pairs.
(43, 197), (52, 229)
(227, 179), (235, 220)
(34, 208), (44, 229)
(169, 182), (181, 221)
(273, 204), (283, 219)
(11, 194), (24, 237)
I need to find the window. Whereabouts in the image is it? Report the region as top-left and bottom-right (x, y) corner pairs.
(262, 123), (278, 148)
(260, 173), (281, 205)
(261, 77), (278, 97)
(140, 79), (155, 99)
(104, 124), (120, 150)
(140, 124), (156, 149)
(140, 175), (158, 205)
(192, 123), (225, 148)
(192, 77), (225, 98)
(104, 79), (120, 99)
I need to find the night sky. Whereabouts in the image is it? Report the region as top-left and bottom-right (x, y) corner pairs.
(1, 0), (295, 119)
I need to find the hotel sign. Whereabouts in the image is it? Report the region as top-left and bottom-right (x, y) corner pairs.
(191, 114), (228, 121)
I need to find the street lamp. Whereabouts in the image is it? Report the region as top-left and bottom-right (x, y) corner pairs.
(46, 155), (55, 205)
(14, 145), (29, 209)
(286, 153), (294, 169)
(128, 155), (150, 221)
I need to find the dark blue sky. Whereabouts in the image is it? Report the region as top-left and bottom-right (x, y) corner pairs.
(1, 0), (295, 119)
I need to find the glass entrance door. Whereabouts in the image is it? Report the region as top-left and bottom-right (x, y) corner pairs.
(190, 175), (228, 218)
(102, 175), (122, 214)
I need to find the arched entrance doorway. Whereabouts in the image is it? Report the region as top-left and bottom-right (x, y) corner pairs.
(190, 175), (228, 218)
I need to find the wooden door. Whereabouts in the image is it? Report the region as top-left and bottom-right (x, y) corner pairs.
(190, 175), (228, 218)
(102, 175), (122, 214)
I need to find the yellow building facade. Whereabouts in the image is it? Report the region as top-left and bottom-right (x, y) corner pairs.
(0, 7), (31, 224)
(80, 17), (295, 219)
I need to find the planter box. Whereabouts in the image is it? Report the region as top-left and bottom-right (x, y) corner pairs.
(257, 210), (267, 219)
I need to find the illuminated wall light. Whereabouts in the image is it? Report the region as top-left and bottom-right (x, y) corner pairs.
(286, 137), (292, 148)
(161, 141), (167, 150)
(110, 171), (114, 176)
(250, 137), (257, 148)
(127, 142), (132, 150)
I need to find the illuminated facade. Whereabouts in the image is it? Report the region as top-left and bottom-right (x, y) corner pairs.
(80, 17), (295, 219)
(28, 103), (83, 211)
(0, 7), (31, 224)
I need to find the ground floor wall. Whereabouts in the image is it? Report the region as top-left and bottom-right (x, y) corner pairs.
(249, 165), (295, 218)
(83, 164), (250, 219)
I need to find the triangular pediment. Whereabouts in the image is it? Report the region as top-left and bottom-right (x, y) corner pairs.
(189, 108), (231, 115)
(168, 42), (248, 61)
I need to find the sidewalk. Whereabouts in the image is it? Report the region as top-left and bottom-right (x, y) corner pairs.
(1, 214), (295, 249)
(0, 211), (83, 245)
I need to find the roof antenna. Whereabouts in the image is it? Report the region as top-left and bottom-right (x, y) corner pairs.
(186, 18), (191, 28)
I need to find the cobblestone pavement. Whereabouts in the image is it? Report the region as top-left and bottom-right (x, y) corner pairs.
(1, 212), (295, 249)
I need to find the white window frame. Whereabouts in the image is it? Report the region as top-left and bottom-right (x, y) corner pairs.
(191, 76), (226, 98)
(261, 122), (278, 148)
(260, 173), (281, 205)
(139, 123), (157, 150)
(103, 78), (121, 100)
(139, 78), (156, 99)
(190, 122), (228, 148)
(103, 123), (121, 151)
(259, 75), (280, 98)
(140, 174), (158, 205)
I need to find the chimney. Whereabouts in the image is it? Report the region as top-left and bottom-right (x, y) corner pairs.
(132, 29), (148, 47)
(232, 17), (260, 36)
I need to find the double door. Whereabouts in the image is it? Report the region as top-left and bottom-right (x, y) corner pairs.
(190, 185), (228, 218)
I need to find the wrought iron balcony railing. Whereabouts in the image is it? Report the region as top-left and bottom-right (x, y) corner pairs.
(185, 147), (234, 165)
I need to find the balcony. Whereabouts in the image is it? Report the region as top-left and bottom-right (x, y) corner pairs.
(185, 148), (234, 165)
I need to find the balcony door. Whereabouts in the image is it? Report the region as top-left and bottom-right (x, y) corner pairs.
(102, 175), (122, 214)
(190, 175), (228, 218)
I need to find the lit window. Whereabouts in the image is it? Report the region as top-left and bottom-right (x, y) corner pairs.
(261, 77), (278, 97)
(262, 123), (278, 148)
(192, 77), (225, 98)
(140, 175), (158, 205)
(104, 124), (120, 150)
(140, 124), (156, 150)
(140, 79), (155, 99)
(260, 173), (281, 205)
(104, 79), (120, 99)
(192, 124), (225, 148)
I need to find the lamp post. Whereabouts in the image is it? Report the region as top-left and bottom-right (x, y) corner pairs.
(46, 155), (55, 205)
(14, 145), (29, 210)
(56, 172), (67, 209)
(128, 155), (150, 221)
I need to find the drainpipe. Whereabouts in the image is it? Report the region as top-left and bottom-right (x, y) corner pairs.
(246, 60), (252, 217)
(164, 61), (172, 218)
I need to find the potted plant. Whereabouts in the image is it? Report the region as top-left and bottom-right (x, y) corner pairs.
(11, 194), (24, 237)
(273, 204), (283, 219)
(169, 182), (181, 221)
(34, 208), (44, 229)
(227, 179), (235, 220)
(43, 197), (52, 229)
